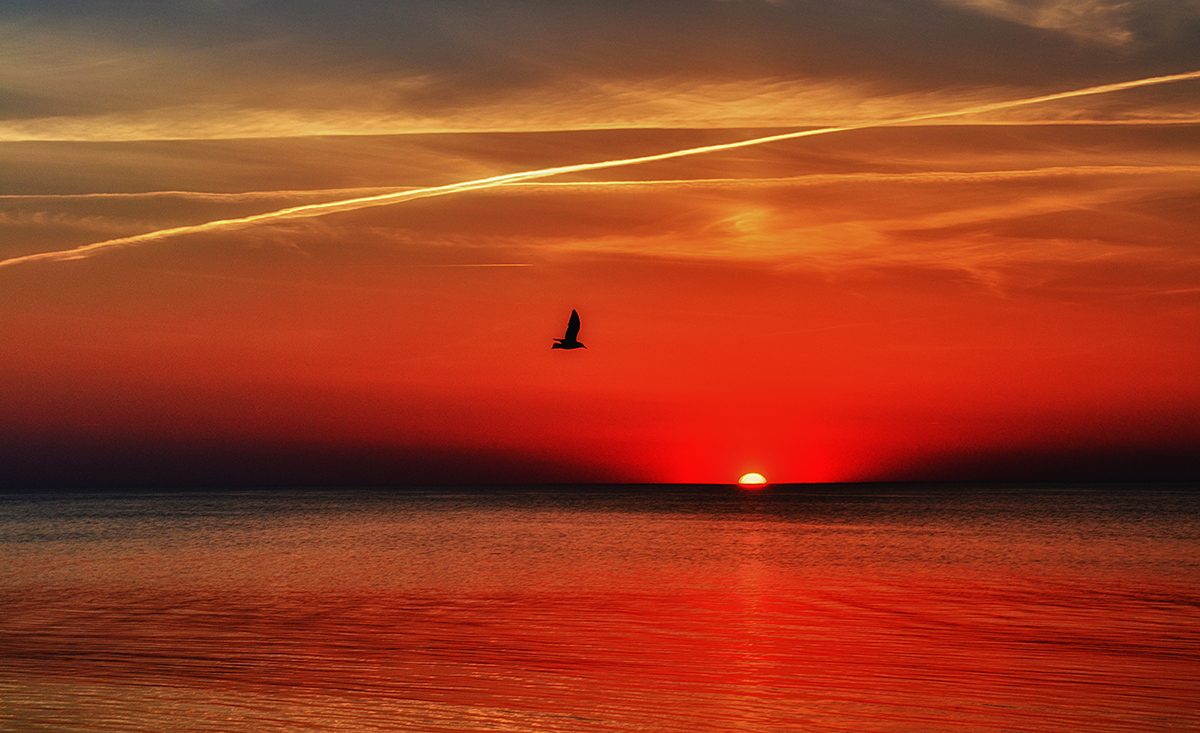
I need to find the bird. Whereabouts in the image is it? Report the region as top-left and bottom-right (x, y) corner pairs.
(552, 309), (586, 350)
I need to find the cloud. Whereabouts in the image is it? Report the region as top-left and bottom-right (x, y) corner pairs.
(3, 68), (1198, 269)
(937, 0), (1200, 47)
(5, 1), (1200, 143)
(6, 164), (1197, 298)
(9, 75), (1192, 143)
(936, 0), (1137, 44)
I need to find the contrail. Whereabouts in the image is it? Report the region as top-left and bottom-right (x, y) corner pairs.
(518, 164), (1200, 189)
(0, 186), (405, 202)
(8, 164), (1196, 203)
(3, 69), (1198, 270)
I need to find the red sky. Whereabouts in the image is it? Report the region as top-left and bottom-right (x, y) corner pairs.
(2, 2), (1199, 485)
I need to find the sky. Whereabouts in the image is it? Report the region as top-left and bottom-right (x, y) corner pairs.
(2, 0), (1199, 486)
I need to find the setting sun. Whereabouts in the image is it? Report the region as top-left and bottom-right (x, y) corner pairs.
(738, 473), (767, 487)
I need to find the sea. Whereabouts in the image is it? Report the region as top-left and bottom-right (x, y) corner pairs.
(1, 484), (1197, 732)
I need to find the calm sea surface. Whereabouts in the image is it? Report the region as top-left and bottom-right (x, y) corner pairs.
(1, 484), (1198, 732)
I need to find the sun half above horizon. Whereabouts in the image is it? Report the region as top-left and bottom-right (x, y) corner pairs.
(738, 473), (767, 488)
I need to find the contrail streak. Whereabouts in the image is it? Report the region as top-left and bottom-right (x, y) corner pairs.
(0, 187), (404, 202)
(517, 164), (1200, 189)
(3, 69), (1198, 270)
(6, 164), (1195, 203)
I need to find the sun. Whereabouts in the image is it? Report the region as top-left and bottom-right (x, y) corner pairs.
(738, 472), (767, 488)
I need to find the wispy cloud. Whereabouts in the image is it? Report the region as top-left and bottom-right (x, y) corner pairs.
(2, 68), (1196, 269)
(3, 9), (1199, 143)
(4, 75), (1198, 142)
(937, 0), (1138, 44)
(4, 0), (1200, 150)
(938, 0), (1200, 47)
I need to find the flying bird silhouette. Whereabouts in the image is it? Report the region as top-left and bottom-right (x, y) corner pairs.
(552, 310), (586, 350)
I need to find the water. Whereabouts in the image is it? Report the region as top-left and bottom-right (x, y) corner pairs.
(1, 484), (1198, 732)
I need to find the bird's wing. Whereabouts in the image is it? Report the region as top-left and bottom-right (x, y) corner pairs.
(564, 309), (581, 341)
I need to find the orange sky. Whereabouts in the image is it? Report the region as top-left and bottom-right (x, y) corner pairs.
(2, 1), (1199, 485)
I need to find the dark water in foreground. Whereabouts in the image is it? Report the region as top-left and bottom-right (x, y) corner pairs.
(1, 484), (1198, 732)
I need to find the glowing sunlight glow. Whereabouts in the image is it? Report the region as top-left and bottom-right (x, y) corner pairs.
(738, 473), (768, 487)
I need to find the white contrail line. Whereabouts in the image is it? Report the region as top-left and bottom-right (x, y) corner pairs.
(7, 164), (1197, 202)
(0, 187), (407, 202)
(515, 164), (1200, 189)
(3, 69), (1198, 270)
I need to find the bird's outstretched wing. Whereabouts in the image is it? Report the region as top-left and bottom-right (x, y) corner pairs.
(564, 309), (581, 341)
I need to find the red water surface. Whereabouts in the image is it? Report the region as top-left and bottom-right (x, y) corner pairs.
(1, 486), (1197, 731)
